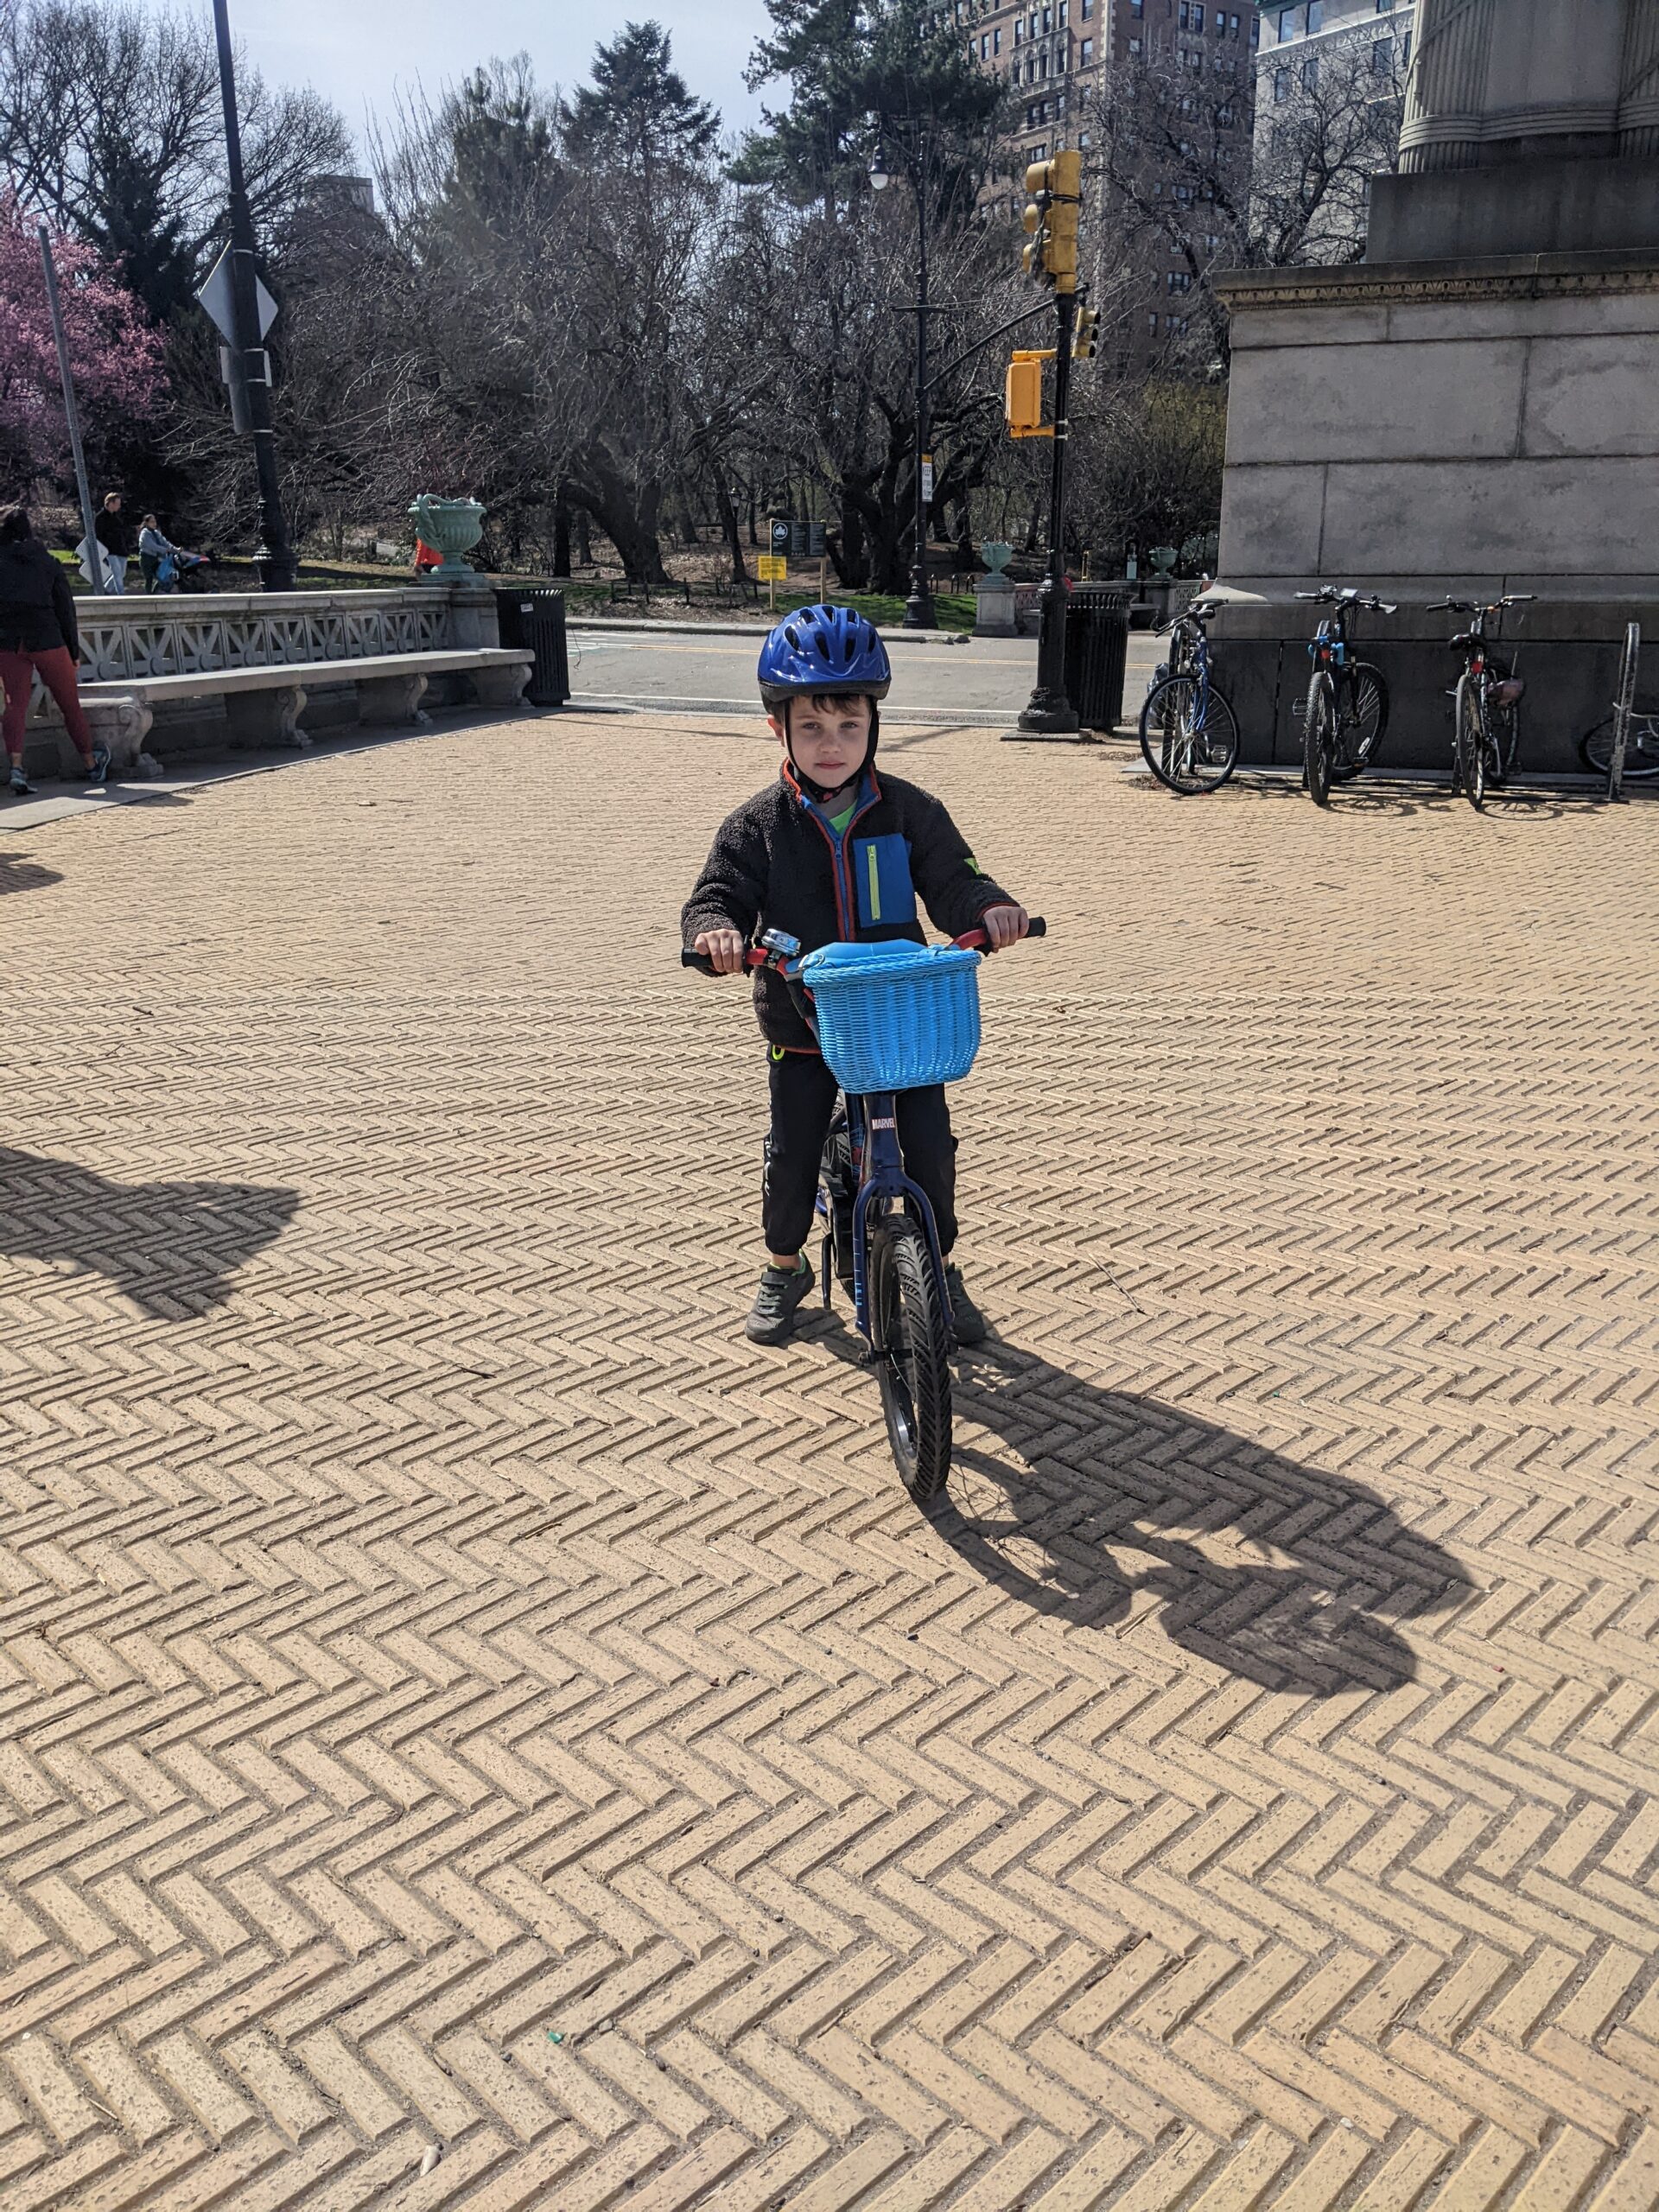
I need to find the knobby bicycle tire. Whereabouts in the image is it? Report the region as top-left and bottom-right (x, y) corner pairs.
(1303, 673), (1336, 807)
(1328, 662), (1389, 784)
(1456, 677), (1487, 811)
(1580, 712), (1659, 780)
(868, 1215), (952, 1501)
(1138, 675), (1240, 794)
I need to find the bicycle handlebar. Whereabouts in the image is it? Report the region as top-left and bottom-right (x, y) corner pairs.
(1295, 588), (1397, 613)
(681, 918), (1047, 977)
(1429, 594), (1536, 613)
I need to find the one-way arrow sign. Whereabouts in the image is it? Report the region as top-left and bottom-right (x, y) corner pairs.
(196, 245), (277, 344)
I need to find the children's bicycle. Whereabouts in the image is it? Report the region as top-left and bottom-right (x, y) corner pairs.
(1296, 588), (1395, 805)
(1139, 597), (1238, 794)
(683, 920), (1046, 1499)
(1429, 595), (1532, 810)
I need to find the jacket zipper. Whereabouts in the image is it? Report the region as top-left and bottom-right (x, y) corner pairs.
(795, 771), (881, 939)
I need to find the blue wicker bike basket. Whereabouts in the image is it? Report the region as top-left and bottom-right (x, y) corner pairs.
(798, 940), (983, 1092)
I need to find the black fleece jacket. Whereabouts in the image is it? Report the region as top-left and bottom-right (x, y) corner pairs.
(0, 538), (81, 657)
(681, 763), (1017, 1051)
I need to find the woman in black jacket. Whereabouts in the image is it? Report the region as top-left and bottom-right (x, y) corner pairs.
(0, 506), (107, 794)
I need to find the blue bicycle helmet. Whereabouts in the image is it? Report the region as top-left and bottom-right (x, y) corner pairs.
(757, 603), (892, 709)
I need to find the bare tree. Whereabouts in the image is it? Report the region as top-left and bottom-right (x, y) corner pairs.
(1086, 31), (1404, 367)
(0, 0), (350, 323)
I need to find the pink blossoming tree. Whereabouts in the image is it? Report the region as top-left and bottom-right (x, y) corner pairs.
(0, 194), (165, 488)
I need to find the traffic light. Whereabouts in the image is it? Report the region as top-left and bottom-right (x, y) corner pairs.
(1020, 147), (1084, 292)
(1072, 302), (1102, 361)
(1005, 349), (1055, 439)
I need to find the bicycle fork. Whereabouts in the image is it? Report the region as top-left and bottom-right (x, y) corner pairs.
(844, 1093), (953, 1355)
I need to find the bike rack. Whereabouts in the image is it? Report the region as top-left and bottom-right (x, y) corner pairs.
(1605, 621), (1640, 804)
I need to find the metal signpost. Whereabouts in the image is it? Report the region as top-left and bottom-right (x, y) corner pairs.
(37, 224), (118, 596)
(204, 0), (296, 590)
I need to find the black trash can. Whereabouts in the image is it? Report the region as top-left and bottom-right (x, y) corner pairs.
(1063, 585), (1129, 733)
(495, 586), (570, 708)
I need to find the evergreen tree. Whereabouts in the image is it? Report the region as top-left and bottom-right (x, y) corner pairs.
(563, 22), (719, 175)
(735, 0), (1007, 217)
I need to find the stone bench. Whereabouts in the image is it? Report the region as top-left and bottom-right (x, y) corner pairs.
(50, 646), (533, 775)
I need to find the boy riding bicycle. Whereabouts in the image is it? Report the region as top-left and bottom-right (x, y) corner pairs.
(681, 603), (1028, 1345)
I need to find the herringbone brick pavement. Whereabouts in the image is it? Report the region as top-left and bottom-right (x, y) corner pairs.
(1, 716), (1656, 2212)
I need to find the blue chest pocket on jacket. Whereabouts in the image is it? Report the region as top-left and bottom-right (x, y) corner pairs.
(853, 835), (917, 928)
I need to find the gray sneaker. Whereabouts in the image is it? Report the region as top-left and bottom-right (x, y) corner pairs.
(944, 1264), (988, 1345)
(8, 764), (33, 797)
(746, 1255), (815, 1344)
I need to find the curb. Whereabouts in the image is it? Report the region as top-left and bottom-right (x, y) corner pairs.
(567, 616), (975, 645)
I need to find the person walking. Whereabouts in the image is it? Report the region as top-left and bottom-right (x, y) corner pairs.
(93, 491), (133, 592)
(0, 507), (109, 795)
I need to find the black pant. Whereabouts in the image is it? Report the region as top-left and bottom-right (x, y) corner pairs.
(763, 1050), (958, 1259)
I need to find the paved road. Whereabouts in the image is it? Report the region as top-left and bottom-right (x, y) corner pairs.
(569, 624), (1162, 726)
(3, 716), (1657, 2211)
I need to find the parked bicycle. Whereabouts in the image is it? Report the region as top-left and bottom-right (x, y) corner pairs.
(1139, 596), (1238, 794)
(1580, 711), (1659, 782)
(684, 918), (1047, 1499)
(1297, 588), (1395, 805)
(1430, 596), (1532, 810)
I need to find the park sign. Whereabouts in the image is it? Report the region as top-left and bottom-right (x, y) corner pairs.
(756, 555), (787, 582)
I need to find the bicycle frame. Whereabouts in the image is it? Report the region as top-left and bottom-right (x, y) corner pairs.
(838, 1093), (950, 1349)
(1309, 605), (1356, 696)
(1154, 610), (1217, 761)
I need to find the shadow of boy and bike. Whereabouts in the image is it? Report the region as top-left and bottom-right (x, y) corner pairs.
(810, 1318), (1473, 1696)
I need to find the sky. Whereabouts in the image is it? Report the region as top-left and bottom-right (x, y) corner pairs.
(166, 0), (775, 158)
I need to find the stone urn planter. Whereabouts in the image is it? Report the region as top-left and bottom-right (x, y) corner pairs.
(974, 541), (1018, 637)
(409, 494), (486, 579)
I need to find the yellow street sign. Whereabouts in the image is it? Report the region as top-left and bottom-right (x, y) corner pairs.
(757, 554), (787, 582)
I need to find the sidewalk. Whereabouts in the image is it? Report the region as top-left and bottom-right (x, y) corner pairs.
(1, 709), (1656, 2212)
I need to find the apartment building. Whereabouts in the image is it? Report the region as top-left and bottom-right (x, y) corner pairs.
(955, 0), (1260, 363)
(1253, 0), (1413, 253)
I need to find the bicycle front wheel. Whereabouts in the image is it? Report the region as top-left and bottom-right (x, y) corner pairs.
(868, 1215), (952, 1501)
(1580, 713), (1659, 780)
(1139, 676), (1239, 794)
(1329, 663), (1388, 783)
(1303, 673), (1336, 806)
(1455, 677), (1487, 810)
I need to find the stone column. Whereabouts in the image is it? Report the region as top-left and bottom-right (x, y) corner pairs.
(1398, 0), (1498, 174)
(1401, 0), (1629, 171)
(1620, 0), (1659, 153)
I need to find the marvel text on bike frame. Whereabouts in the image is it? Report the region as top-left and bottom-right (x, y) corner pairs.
(1139, 595), (1239, 795)
(682, 918), (1047, 1502)
(1297, 588), (1395, 807)
(1429, 595), (1533, 812)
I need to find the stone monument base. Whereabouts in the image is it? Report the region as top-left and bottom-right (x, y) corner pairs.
(1210, 249), (1659, 766)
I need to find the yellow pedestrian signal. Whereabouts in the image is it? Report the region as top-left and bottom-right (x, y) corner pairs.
(1072, 303), (1102, 361)
(1005, 350), (1056, 439)
(1019, 148), (1085, 292)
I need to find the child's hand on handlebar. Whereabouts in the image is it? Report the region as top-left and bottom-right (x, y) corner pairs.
(694, 927), (749, 976)
(980, 904), (1029, 951)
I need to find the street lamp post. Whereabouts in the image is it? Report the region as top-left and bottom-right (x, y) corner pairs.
(870, 141), (936, 632)
(211, 0), (296, 590)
